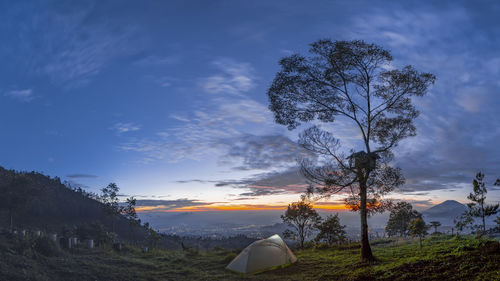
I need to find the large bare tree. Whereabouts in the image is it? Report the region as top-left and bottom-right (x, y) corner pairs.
(267, 40), (435, 261)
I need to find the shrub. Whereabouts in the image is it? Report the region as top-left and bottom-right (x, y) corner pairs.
(34, 237), (62, 257)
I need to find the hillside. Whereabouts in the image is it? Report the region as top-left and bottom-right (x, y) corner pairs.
(0, 166), (148, 242)
(1, 233), (498, 280)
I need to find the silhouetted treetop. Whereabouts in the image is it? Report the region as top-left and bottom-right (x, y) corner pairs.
(268, 39), (435, 154)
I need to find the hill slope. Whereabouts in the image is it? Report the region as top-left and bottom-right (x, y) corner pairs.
(0, 166), (147, 242)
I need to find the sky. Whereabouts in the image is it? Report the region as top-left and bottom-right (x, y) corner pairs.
(1, 0), (500, 215)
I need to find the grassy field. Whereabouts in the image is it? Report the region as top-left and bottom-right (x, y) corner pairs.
(1, 234), (499, 281)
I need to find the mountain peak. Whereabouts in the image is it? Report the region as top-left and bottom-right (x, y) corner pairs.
(422, 200), (467, 221)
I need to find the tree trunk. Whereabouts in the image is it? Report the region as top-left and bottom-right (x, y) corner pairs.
(359, 182), (374, 262)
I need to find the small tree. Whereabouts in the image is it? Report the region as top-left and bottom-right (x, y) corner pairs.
(314, 214), (346, 246)
(281, 201), (321, 248)
(123, 196), (138, 222)
(408, 217), (429, 249)
(467, 172), (499, 232)
(385, 202), (421, 237)
(122, 196), (140, 241)
(101, 183), (121, 234)
(147, 227), (160, 249)
(429, 221), (441, 233)
(454, 212), (473, 236)
(495, 217), (500, 232)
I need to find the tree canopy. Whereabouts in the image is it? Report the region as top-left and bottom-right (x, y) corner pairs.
(385, 201), (421, 237)
(281, 200), (321, 248)
(314, 213), (346, 246)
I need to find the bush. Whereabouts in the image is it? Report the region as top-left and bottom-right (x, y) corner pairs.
(221, 252), (237, 263)
(313, 243), (331, 250)
(34, 237), (62, 257)
(302, 241), (315, 249)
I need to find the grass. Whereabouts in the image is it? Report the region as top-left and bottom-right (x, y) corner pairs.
(1, 234), (499, 280)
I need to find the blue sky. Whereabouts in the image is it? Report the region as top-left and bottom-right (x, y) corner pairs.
(1, 0), (500, 212)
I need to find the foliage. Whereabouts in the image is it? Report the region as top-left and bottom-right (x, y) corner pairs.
(101, 183), (121, 215)
(1, 173), (40, 230)
(281, 201), (321, 248)
(408, 217), (429, 248)
(314, 214), (346, 246)
(147, 227), (161, 248)
(34, 236), (62, 257)
(466, 172), (499, 232)
(385, 202), (421, 237)
(454, 212), (474, 235)
(101, 183), (122, 234)
(429, 221), (441, 233)
(267, 39), (435, 261)
(122, 197), (139, 223)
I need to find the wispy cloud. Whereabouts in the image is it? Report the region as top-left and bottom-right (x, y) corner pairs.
(13, 2), (144, 87)
(133, 55), (181, 67)
(118, 92), (277, 164)
(111, 122), (141, 134)
(200, 58), (256, 96)
(4, 89), (35, 102)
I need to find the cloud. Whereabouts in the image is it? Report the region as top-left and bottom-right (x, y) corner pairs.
(455, 86), (490, 113)
(111, 122), (141, 134)
(117, 92), (279, 164)
(210, 168), (309, 197)
(134, 198), (219, 212)
(66, 174), (98, 179)
(4, 89), (34, 102)
(220, 134), (314, 170)
(12, 2), (144, 87)
(200, 58), (256, 96)
(133, 55), (181, 67)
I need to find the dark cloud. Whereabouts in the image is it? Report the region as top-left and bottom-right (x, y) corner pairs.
(134, 199), (219, 211)
(232, 197), (257, 201)
(397, 192), (430, 196)
(66, 174), (98, 179)
(215, 168), (309, 197)
(175, 179), (217, 184)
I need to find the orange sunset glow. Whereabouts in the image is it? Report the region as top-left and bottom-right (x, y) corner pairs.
(135, 202), (349, 213)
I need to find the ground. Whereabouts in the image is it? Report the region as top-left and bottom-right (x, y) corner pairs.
(1, 234), (499, 281)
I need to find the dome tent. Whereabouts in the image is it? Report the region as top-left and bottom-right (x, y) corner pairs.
(226, 234), (297, 274)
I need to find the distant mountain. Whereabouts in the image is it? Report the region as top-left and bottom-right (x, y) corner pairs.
(422, 200), (467, 225)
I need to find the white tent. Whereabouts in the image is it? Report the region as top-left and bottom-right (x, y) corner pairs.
(226, 234), (297, 274)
